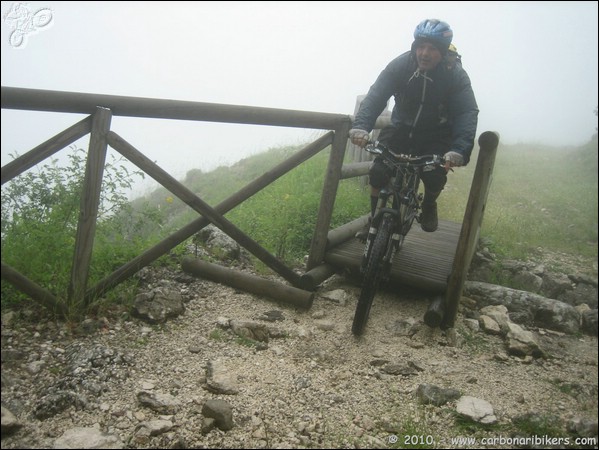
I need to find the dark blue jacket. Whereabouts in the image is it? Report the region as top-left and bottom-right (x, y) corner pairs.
(353, 51), (479, 164)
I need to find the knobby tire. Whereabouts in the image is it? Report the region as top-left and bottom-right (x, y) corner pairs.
(352, 214), (394, 336)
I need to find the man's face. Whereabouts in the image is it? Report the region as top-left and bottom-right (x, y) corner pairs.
(415, 42), (443, 71)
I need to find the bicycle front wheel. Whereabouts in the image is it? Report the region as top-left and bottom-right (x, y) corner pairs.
(352, 213), (394, 336)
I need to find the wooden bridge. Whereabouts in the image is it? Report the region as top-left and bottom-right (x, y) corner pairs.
(1, 86), (499, 328)
(325, 219), (461, 293)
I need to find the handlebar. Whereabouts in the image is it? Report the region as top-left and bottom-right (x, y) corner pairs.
(364, 142), (445, 167)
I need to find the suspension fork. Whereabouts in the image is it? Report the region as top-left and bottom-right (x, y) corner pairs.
(382, 219), (402, 281)
(360, 188), (392, 273)
(362, 192), (405, 276)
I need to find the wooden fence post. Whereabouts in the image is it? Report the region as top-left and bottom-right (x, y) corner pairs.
(68, 107), (112, 308)
(442, 131), (500, 328)
(306, 119), (352, 271)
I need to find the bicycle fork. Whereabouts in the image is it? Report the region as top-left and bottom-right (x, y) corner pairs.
(360, 190), (403, 280)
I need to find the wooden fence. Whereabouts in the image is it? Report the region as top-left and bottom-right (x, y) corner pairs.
(1, 86), (497, 327)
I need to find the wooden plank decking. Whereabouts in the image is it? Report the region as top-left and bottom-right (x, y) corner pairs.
(324, 220), (462, 293)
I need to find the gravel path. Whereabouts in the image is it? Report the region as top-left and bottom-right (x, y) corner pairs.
(1, 268), (597, 449)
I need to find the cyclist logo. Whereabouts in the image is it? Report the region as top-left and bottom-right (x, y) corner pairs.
(3, 2), (53, 49)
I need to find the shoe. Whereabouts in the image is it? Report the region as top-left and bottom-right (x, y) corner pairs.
(420, 202), (438, 232)
(355, 216), (372, 242)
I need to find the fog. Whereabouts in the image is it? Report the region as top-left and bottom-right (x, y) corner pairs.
(2, 1), (598, 194)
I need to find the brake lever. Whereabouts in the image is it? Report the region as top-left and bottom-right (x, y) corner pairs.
(364, 142), (384, 156)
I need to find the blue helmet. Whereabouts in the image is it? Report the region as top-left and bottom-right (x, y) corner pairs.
(413, 19), (453, 54)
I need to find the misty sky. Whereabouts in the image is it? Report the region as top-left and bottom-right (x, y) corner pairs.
(1, 1), (598, 191)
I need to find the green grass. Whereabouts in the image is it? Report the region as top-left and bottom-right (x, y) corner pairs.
(135, 135), (597, 271)
(208, 328), (227, 341)
(439, 137), (598, 262)
(235, 335), (260, 348)
(456, 327), (491, 354)
(510, 413), (566, 438)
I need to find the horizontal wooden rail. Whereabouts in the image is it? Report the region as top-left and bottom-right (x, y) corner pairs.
(348, 114), (392, 131)
(326, 215), (369, 250)
(1, 86), (348, 130)
(298, 264), (337, 291)
(182, 258), (314, 309)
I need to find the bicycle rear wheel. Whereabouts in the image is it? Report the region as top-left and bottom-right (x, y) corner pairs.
(352, 213), (394, 336)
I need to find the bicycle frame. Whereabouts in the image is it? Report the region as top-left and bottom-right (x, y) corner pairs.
(352, 143), (444, 335)
(360, 147), (434, 276)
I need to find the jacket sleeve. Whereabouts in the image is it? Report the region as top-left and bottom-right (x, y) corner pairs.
(353, 55), (406, 132)
(448, 68), (479, 165)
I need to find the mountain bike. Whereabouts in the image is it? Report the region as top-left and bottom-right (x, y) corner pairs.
(352, 142), (446, 336)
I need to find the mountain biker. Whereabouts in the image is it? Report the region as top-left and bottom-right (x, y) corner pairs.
(350, 19), (478, 237)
